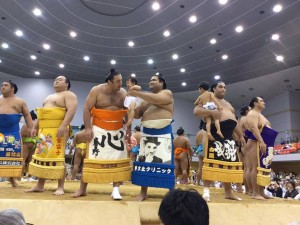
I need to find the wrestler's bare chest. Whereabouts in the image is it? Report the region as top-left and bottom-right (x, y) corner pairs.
(0, 97), (22, 114)
(43, 94), (66, 108)
(95, 93), (124, 109)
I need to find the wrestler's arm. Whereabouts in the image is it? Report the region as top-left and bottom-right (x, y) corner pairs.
(57, 92), (78, 138)
(194, 103), (220, 120)
(21, 100), (34, 133)
(210, 93), (223, 110)
(69, 135), (77, 155)
(233, 123), (245, 146)
(194, 95), (202, 106)
(247, 112), (266, 153)
(129, 89), (173, 106)
(134, 100), (149, 119)
(31, 119), (39, 137)
(185, 138), (193, 159)
(83, 87), (98, 141)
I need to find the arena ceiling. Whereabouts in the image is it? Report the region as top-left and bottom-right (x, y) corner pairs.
(0, 0), (300, 96)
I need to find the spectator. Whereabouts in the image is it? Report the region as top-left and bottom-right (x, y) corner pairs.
(284, 180), (299, 199)
(158, 189), (209, 225)
(0, 208), (26, 225)
(267, 180), (283, 198)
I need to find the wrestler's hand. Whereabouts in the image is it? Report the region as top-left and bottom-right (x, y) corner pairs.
(57, 125), (69, 138)
(238, 136), (246, 147)
(24, 127), (32, 137)
(211, 109), (221, 120)
(84, 128), (94, 142)
(129, 85), (141, 91)
(31, 128), (38, 137)
(217, 105), (223, 111)
(259, 142), (267, 154)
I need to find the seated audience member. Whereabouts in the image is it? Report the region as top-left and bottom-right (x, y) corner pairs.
(267, 180), (283, 198)
(284, 180), (299, 199)
(158, 189), (209, 225)
(0, 208), (26, 225)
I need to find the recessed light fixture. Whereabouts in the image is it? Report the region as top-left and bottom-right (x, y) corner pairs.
(34, 71), (40, 75)
(172, 54), (179, 60)
(152, 2), (160, 11)
(182, 82), (187, 86)
(128, 41), (135, 47)
(30, 55), (37, 60)
(0, 59), (2, 63)
(70, 31), (77, 38)
(276, 55), (284, 61)
(219, 0), (228, 5)
(83, 56), (90, 61)
(221, 54), (228, 60)
(163, 30), (170, 37)
(131, 73), (136, 77)
(15, 30), (23, 37)
(43, 43), (50, 50)
(210, 38), (217, 44)
(59, 63), (65, 68)
(148, 59), (154, 64)
(273, 4), (282, 13)
(189, 15), (197, 23)
(110, 59), (116, 65)
(180, 68), (186, 73)
(32, 8), (42, 16)
(2, 43), (9, 49)
(156, 72), (159, 75)
(271, 33), (280, 40)
(214, 75), (221, 80)
(235, 25), (244, 33)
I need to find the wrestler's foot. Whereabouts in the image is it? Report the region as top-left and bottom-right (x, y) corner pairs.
(207, 133), (215, 141)
(135, 193), (147, 202)
(225, 194), (242, 201)
(252, 194), (266, 201)
(71, 189), (87, 198)
(262, 194), (273, 199)
(111, 187), (122, 200)
(8, 177), (18, 187)
(25, 185), (44, 193)
(53, 187), (64, 196)
(203, 188), (211, 202)
(216, 131), (224, 139)
(248, 191), (253, 196)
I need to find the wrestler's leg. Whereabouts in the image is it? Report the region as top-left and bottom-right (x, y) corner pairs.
(174, 158), (180, 180)
(248, 140), (265, 200)
(178, 153), (189, 184)
(196, 156), (203, 185)
(130, 152), (137, 162)
(205, 117), (215, 141)
(72, 179), (88, 198)
(241, 145), (250, 194)
(244, 143), (253, 195)
(22, 142), (32, 174)
(25, 178), (46, 192)
(224, 183), (242, 201)
(136, 186), (148, 201)
(71, 148), (82, 180)
(214, 118), (224, 139)
(53, 177), (65, 196)
(111, 182), (123, 200)
(236, 150), (244, 193)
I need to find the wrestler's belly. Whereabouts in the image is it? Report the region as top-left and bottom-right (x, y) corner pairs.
(219, 110), (236, 122)
(142, 108), (172, 121)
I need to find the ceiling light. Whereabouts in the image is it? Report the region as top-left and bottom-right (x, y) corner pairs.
(110, 59), (116, 65)
(1, 43), (9, 49)
(156, 72), (159, 75)
(128, 41), (135, 47)
(189, 15), (197, 23)
(276, 55), (284, 61)
(221, 54), (228, 60)
(32, 8), (42, 16)
(152, 2), (160, 11)
(182, 82), (187, 87)
(0, 59), (2, 63)
(70, 31), (77, 38)
(131, 73), (136, 77)
(273, 4), (282, 13)
(210, 38), (217, 44)
(214, 75), (221, 80)
(148, 59), (154, 64)
(43, 43), (50, 50)
(271, 33), (280, 40)
(218, 0), (228, 5)
(15, 30), (23, 37)
(235, 25), (244, 33)
(172, 54), (179, 60)
(30, 55), (37, 60)
(163, 30), (170, 37)
(180, 68), (186, 73)
(59, 63), (65, 68)
(34, 71), (40, 75)
(83, 56), (90, 61)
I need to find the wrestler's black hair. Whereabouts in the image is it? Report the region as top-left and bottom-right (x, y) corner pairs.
(126, 77), (138, 85)
(134, 125), (141, 132)
(154, 73), (167, 89)
(30, 110), (37, 120)
(249, 96), (263, 108)
(177, 127), (184, 135)
(239, 105), (250, 116)
(210, 80), (224, 92)
(105, 68), (120, 83)
(198, 81), (210, 91)
(80, 124), (85, 131)
(65, 76), (71, 90)
(159, 188), (209, 225)
(4, 80), (18, 94)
